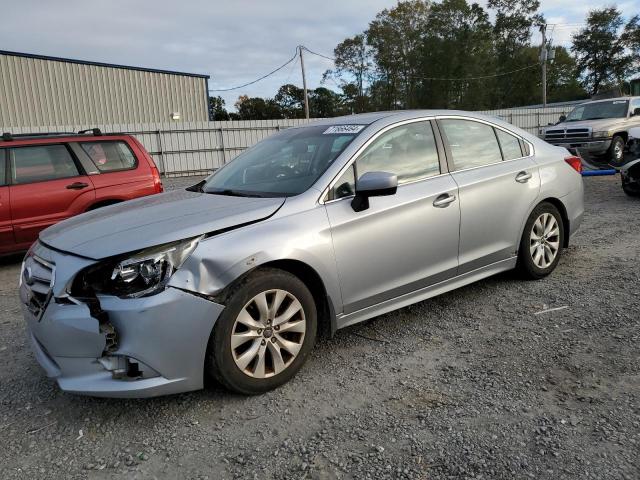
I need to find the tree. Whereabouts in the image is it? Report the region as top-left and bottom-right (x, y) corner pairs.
(487, 0), (544, 107)
(323, 34), (372, 113)
(572, 8), (640, 95)
(274, 84), (305, 118)
(234, 95), (283, 120)
(208, 96), (230, 120)
(489, 0), (543, 54)
(419, 0), (494, 109)
(309, 87), (344, 117)
(544, 46), (589, 103)
(366, 0), (431, 109)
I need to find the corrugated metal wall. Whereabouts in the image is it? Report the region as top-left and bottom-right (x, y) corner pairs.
(8, 106), (575, 177)
(0, 52), (209, 126)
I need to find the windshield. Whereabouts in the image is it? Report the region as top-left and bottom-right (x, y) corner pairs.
(566, 100), (629, 122)
(202, 124), (365, 197)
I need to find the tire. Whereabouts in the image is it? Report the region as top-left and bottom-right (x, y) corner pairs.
(607, 135), (626, 165)
(205, 268), (317, 394)
(622, 183), (640, 197)
(516, 202), (565, 280)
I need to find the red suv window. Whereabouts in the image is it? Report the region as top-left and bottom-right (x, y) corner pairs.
(80, 141), (138, 172)
(0, 150), (6, 186)
(10, 145), (80, 184)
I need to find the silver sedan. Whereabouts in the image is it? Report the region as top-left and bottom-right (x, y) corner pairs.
(20, 111), (584, 397)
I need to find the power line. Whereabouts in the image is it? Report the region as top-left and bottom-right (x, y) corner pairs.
(282, 55), (299, 85)
(208, 51), (299, 92)
(407, 64), (539, 81)
(546, 23), (585, 27)
(301, 46), (336, 62)
(209, 45), (538, 94)
(302, 45), (538, 81)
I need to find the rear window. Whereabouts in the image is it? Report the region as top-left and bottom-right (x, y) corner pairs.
(496, 129), (524, 160)
(80, 141), (137, 172)
(441, 119), (503, 170)
(10, 145), (80, 184)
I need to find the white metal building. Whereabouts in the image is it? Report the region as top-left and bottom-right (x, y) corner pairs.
(0, 50), (210, 127)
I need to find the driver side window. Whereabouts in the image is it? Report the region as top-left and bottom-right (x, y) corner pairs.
(328, 121), (440, 201)
(356, 121), (440, 184)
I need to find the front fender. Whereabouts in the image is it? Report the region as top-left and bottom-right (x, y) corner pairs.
(168, 205), (343, 314)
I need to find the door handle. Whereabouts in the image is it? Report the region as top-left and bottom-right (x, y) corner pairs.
(433, 193), (456, 208)
(66, 182), (89, 190)
(515, 171), (532, 183)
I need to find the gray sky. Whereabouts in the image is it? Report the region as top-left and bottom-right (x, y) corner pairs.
(1, 0), (637, 110)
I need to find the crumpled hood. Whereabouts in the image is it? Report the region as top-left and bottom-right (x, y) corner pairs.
(40, 190), (285, 260)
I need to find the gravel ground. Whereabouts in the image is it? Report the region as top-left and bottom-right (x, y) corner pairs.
(0, 175), (638, 480)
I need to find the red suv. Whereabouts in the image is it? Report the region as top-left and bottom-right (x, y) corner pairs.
(0, 129), (163, 255)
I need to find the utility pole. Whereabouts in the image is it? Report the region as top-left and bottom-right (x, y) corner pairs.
(539, 24), (547, 107)
(299, 46), (310, 119)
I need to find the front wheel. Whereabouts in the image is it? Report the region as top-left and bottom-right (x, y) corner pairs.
(516, 203), (564, 280)
(206, 268), (317, 394)
(607, 135), (626, 166)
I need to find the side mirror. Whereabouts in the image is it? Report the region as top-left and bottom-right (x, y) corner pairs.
(558, 115), (567, 123)
(351, 171), (398, 212)
(632, 108), (640, 117)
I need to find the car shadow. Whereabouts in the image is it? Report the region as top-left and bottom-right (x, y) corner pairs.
(0, 252), (25, 266)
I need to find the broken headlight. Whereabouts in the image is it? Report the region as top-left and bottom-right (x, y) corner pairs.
(75, 237), (201, 299)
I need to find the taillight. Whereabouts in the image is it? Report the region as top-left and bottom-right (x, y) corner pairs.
(564, 156), (582, 174)
(151, 165), (163, 193)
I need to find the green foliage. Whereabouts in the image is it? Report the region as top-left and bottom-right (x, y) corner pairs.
(233, 95), (283, 120)
(571, 8), (640, 95)
(208, 96), (230, 121)
(323, 34), (371, 113)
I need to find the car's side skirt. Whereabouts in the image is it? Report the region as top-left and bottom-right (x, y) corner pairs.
(335, 257), (517, 330)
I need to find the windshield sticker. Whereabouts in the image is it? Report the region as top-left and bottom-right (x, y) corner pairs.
(613, 100), (627, 104)
(323, 125), (366, 135)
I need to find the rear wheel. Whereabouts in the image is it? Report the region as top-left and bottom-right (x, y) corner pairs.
(206, 268), (317, 394)
(516, 202), (564, 279)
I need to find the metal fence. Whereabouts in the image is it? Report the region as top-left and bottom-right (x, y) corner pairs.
(4, 106), (573, 177)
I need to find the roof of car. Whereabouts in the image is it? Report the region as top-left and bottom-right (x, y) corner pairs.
(580, 96), (639, 104)
(309, 109), (492, 126)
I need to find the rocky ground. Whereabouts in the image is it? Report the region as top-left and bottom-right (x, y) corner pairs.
(0, 175), (638, 480)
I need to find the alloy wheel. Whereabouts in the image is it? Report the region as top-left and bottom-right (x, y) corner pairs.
(529, 213), (560, 269)
(613, 141), (624, 162)
(231, 289), (306, 378)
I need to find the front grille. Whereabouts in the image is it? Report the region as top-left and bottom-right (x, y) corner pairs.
(545, 127), (591, 142)
(22, 254), (55, 318)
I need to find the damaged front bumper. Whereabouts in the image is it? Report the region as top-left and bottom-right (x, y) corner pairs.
(20, 242), (224, 398)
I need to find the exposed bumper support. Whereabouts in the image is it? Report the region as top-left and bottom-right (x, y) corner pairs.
(24, 286), (224, 398)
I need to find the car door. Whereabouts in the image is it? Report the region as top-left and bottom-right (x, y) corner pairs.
(72, 138), (155, 198)
(0, 149), (14, 253)
(324, 119), (460, 315)
(438, 117), (540, 274)
(9, 143), (96, 245)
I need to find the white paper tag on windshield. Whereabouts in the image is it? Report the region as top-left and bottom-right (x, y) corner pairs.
(613, 100), (627, 104)
(323, 125), (366, 134)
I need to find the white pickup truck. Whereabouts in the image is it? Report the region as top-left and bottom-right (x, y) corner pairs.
(541, 97), (640, 164)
